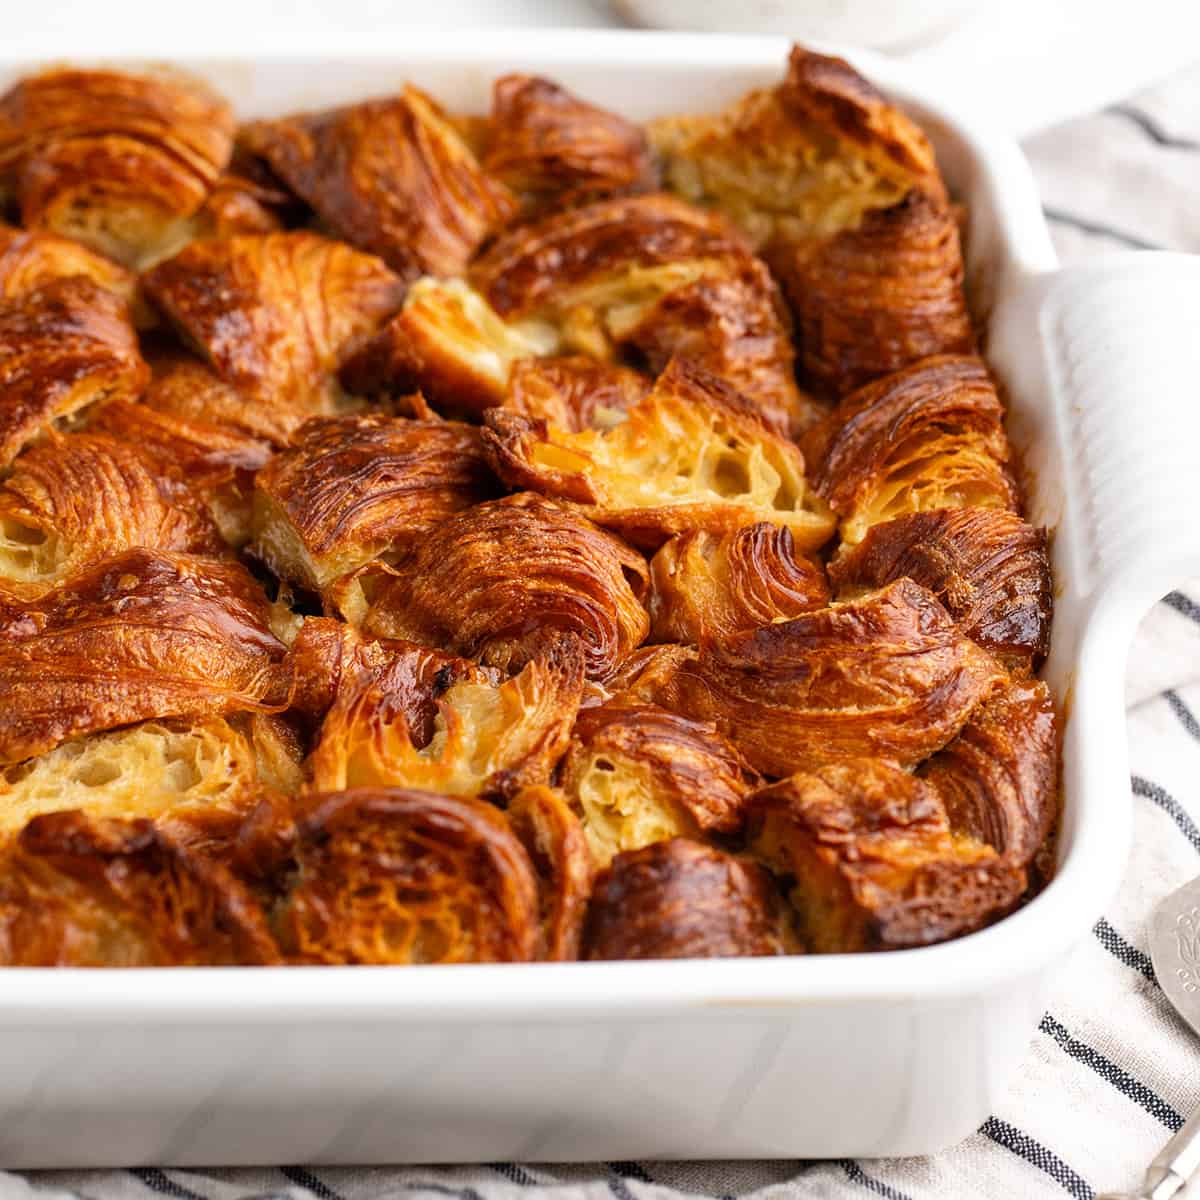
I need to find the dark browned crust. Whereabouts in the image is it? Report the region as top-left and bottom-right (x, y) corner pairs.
(242, 87), (517, 278)
(274, 787), (541, 964)
(0, 810), (281, 966)
(584, 838), (785, 960)
(502, 356), (651, 432)
(830, 507), (1052, 665)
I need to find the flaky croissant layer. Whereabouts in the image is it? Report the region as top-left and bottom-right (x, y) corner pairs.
(0, 45), (1058, 966)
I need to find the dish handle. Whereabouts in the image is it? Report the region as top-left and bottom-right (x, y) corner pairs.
(1001, 252), (1200, 620)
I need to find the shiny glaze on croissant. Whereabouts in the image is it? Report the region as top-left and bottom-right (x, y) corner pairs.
(921, 677), (1058, 873)
(0, 222), (137, 308)
(242, 87), (517, 278)
(770, 191), (975, 398)
(143, 232), (406, 436)
(0, 276), (147, 467)
(251, 412), (499, 590)
(502, 356), (650, 431)
(0, 433), (221, 597)
(470, 193), (808, 433)
(830, 506), (1052, 665)
(307, 637), (585, 800)
(0, 548), (287, 764)
(483, 74), (656, 212)
(340, 493), (650, 680)
(0, 810), (280, 965)
(660, 578), (1006, 777)
(648, 46), (945, 249)
(507, 784), (594, 961)
(561, 700), (756, 866)
(747, 760), (1025, 952)
(483, 358), (834, 550)
(585, 838), (786, 960)
(648, 523), (830, 645)
(274, 788), (540, 964)
(809, 355), (1017, 546)
(0, 68), (235, 267)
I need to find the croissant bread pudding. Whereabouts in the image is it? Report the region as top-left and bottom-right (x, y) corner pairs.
(0, 49), (1058, 966)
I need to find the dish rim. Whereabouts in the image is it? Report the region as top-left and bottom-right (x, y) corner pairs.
(0, 29), (1132, 1014)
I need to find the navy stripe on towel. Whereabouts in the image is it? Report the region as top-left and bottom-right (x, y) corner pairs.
(980, 1117), (1093, 1199)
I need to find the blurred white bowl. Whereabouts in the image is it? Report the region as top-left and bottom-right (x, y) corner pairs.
(611, 0), (985, 50)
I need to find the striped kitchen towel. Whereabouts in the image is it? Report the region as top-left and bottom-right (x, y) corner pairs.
(7, 59), (1200, 1200)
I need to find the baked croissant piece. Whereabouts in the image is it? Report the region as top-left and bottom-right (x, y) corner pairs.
(648, 523), (829, 645)
(808, 355), (1018, 546)
(0, 68), (235, 268)
(337, 276), (561, 418)
(0, 276), (147, 468)
(0, 223), (137, 310)
(506, 785), (593, 961)
(0, 715), (302, 850)
(768, 191), (975, 398)
(647, 45), (945, 249)
(338, 493), (650, 680)
(88, 353), (278, 547)
(241, 87), (517, 278)
(272, 788), (541, 964)
(501, 356), (650, 430)
(921, 676), (1058, 874)
(651, 578), (1006, 777)
(747, 759), (1025, 953)
(0, 433), (222, 598)
(584, 838), (787, 960)
(469, 193), (811, 433)
(0, 548), (287, 764)
(830, 506), (1052, 666)
(307, 636), (585, 800)
(560, 700), (756, 866)
(0, 810), (281, 966)
(483, 358), (835, 550)
(251, 412), (499, 590)
(483, 74), (657, 212)
(142, 232), (407, 439)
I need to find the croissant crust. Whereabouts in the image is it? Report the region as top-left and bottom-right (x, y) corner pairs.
(584, 838), (785, 960)
(274, 787), (541, 964)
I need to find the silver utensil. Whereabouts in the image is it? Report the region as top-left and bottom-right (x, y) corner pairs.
(1099, 876), (1200, 1199)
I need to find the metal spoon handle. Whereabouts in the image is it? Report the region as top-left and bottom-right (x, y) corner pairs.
(1099, 1104), (1200, 1199)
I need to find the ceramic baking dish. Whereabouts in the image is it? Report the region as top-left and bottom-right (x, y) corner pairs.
(1, 29), (1199, 1169)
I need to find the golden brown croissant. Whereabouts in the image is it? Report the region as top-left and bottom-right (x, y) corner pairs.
(0, 715), (301, 849)
(0, 433), (222, 598)
(0, 548), (287, 764)
(251, 412), (499, 590)
(0, 276), (147, 468)
(338, 276), (560, 418)
(0, 68), (235, 268)
(584, 838), (786, 960)
(483, 358), (835, 550)
(648, 523), (829, 645)
(470, 193), (809, 433)
(769, 191), (975, 398)
(506, 784), (594, 961)
(307, 637), (585, 800)
(747, 759), (1025, 952)
(809, 355), (1018, 546)
(142, 232), (407, 437)
(502, 356), (650, 430)
(189, 145), (299, 239)
(338, 493), (650, 680)
(0, 222), (137, 309)
(0, 810), (281, 965)
(657, 578), (1006, 777)
(560, 700), (756, 866)
(483, 74), (656, 212)
(647, 46), (945, 249)
(241, 87), (517, 278)
(273, 787), (541, 964)
(921, 677), (1058, 873)
(829, 507), (1052, 665)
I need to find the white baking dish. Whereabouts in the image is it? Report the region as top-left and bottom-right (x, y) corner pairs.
(1, 30), (1199, 1169)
